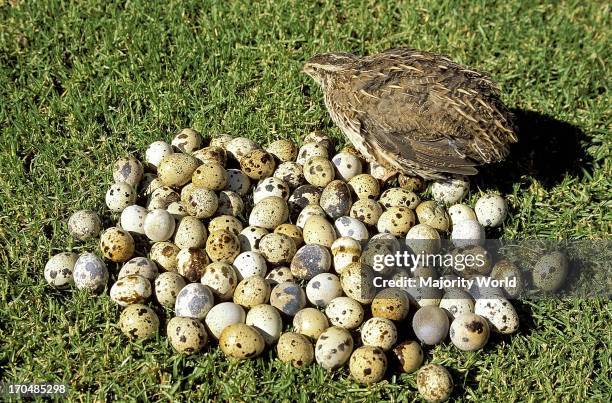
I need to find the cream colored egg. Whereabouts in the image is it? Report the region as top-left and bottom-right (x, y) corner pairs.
(200, 262), (238, 300)
(315, 326), (353, 370)
(293, 308), (329, 340)
(172, 128), (203, 154)
(245, 304), (283, 345)
(157, 153), (199, 187)
(110, 274), (152, 306)
(167, 317), (208, 354)
(143, 209), (176, 242)
(176, 247), (209, 282)
(204, 302), (245, 339)
(233, 275), (270, 308)
(277, 332), (314, 368)
(174, 216), (207, 249)
(154, 271), (186, 307)
(149, 241), (180, 272)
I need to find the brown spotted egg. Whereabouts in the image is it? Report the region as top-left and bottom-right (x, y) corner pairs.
(185, 188), (218, 219)
(148, 186), (180, 210)
(490, 259), (523, 298)
(238, 226), (269, 252)
(315, 326), (354, 370)
(340, 262), (376, 304)
(150, 241), (180, 272)
(306, 273), (342, 307)
(439, 289), (475, 319)
(416, 201), (450, 232)
(393, 340), (423, 373)
(303, 156), (335, 187)
(405, 224), (441, 255)
(449, 313), (490, 351)
(475, 193), (508, 228)
(288, 185), (322, 217)
(154, 271), (186, 307)
(398, 174), (426, 192)
(167, 317), (208, 354)
(240, 149), (276, 180)
(253, 177), (290, 203)
(334, 216), (368, 244)
(192, 161), (229, 191)
(320, 180), (353, 220)
(100, 227), (135, 262)
(349, 346), (388, 385)
(474, 298), (519, 334)
(302, 215), (336, 248)
(219, 323), (265, 360)
(371, 288), (410, 321)
(296, 204), (326, 229)
(331, 237), (362, 275)
(350, 198), (383, 227)
(331, 152), (363, 181)
(119, 304), (159, 340)
(248, 196), (289, 230)
(325, 296), (364, 330)
(172, 128), (203, 154)
(157, 153), (200, 187)
(296, 142), (329, 165)
(209, 134), (234, 150)
(379, 187), (420, 209)
(417, 364), (454, 403)
(44, 252), (78, 288)
(259, 233), (296, 265)
(110, 274), (152, 306)
(290, 244), (332, 280)
(226, 137), (260, 162)
(176, 248), (209, 282)
(377, 206), (416, 237)
(208, 215), (243, 236)
(105, 182), (136, 213)
(532, 251), (568, 292)
(200, 262), (238, 300)
(265, 266), (294, 286)
(73, 253), (108, 292)
(448, 203), (477, 226)
(348, 174), (380, 200)
(174, 216), (208, 249)
(68, 210), (101, 240)
(277, 332), (314, 368)
(274, 224), (303, 248)
(274, 162), (304, 189)
(112, 156), (143, 187)
(205, 230), (240, 264)
(216, 191), (244, 216)
(431, 175), (470, 204)
(233, 275), (271, 308)
(193, 145), (227, 166)
(266, 139), (298, 162)
(270, 282), (306, 316)
(226, 169), (251, 196)
(361, 317), (398, 351)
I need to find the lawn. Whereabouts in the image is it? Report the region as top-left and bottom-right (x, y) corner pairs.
(0, 0), (610, 401)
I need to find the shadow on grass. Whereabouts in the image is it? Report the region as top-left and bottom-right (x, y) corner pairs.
(476, 109), (592, 192)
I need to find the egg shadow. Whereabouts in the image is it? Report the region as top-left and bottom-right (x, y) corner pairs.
(475, 109), (592, 193)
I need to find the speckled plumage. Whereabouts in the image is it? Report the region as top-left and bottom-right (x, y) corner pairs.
(304, 48), (518, 179)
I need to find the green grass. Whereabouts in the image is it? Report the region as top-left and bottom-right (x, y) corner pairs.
(0, 0), (610, 401)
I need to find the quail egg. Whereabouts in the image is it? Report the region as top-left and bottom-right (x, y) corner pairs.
(233, 275), (270, 308)
(216, 190), (245, 217)
(266, 139), (298, 162)
(490, 259), (523, 298)
(475, 193), (508, 227)
(157, 153), (199, 187)
(205, 230), (240, 263)
(293, 308), (329, 340)
(174, 216), (207, 249)
(393, 340), (423, 373)
(303, 156), (335, 187)
(274, 162), (305, 189)
(315, 326), (354, 370)
(296, 204), (327, 229)
(371, 288), (410, 321)
(67, 210), (101, 240)
(399, 174), (426, 192)
(306, 273), (343, 307)
(334, 216), (368, 244)
(172, 128), (203, 154)
(417, 364), (454, 403)
(302, 215), (336, 248)
(154, 271), (186, 307)
(233, 251), (267, 280)
(119, 304), (159, 340)
(331, 152), (363, 181)
(368, 160), (396, 182)
(112, 156), (143, 187)
(361, 317), (398, 351)
(350, 198), (383, 227)
(192, 161), (229, 191)
(439, 289), (475, 319)
(245, 303), (283, 345)
(208, 215), (243, 236)
(450, 245), (491, 278)
(325, 296), (364, 330)
(290, 244), (332, 280)
(73, 253), (108, 292)
(289, 185), (322, 216)
(226, 169), (251, 196)
(319, 180), (353, 220)
(259, 233), (296, 265)
(44, 252), (77, 288)
(185, 188), (218, 219)
(148, 186), (180, 210)
(349, 346), (388, 385)
(265, 266), (294, 285)
(415, 201), (450, 232)
(200, 261), (238, 300)
(219, 323), (265, 360)
(248, 196), (289, 229)
(449, 313), (490, 351)
(253, 177), (290, 203)
(140, 174), (163, 200)
(167, 316), (208, 354)
(166, 201), (187, 222)
(145, 141), (174, 169)
(226, 137), (260, 162)
(296, 142), (329, 165)
(149, 241), (180, 271)
(361, 234), (401, 275)
(532, 251), (568, 292)
(277, 332), (314, 368)
(348, 174), (380, 200)
(377, 206), (416, 237)
(379, 188), (420, 209)
(193, 145), (227, 166)
(274, 224), (303, 248)
(209, 134), (234, 150)
(405, 224), (441, 254)
(474, 298), (519, 334)
(174, 283), (214, 319)
(304, 131), (334, 149)
(240, 149), (276, 180)
(451, 219), (485, 247)
(120, 205), (148, 235)
(99, 227), (135, 262)
(143, 209), (176, 242)
(238, 226), (269, 252)
(204, 302), (246, 339)
(448, 203), (477, 226)
(431, 176), (469, 204)
(270, 282), (306, 316)
(331, 237), (362, 275)
(176, 247), (210, 282)
(412, 306), (450, 345)
(110, 274), (152, 306)
(105, 182), (136, 213)
(340, 262), (376, 304)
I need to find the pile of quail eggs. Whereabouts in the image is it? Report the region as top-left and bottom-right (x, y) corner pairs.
(43, 128), (556, 402)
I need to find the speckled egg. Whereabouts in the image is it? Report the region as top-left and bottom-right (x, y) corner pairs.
(248, 196), (289, 229)
(451, 219), (485, 247)
(439, 289), (475, 319)
(417, 364), (454, 403)
(99, 227), (135, 262)
(490, 259), (523, 298)
(233, 275), (271, 308)
(405, 280), (443, 308)
(193, 145), (227, 166)
(340, 262), (376, 304)
(176, 248), (209, 282)
(270, 282), (306, 316)
(226, 169), (251, 196)
(412, 306), (450, 345)
(110, 274), (152, 306)
(205, 230), (240, 264)
(219, 323), (265, 360)
(204, 302), (246, 339)
(325, 296), (364, 330)
(361, 317), (397, 351)
(150, 241), (180, 271)
(266, 139), (298, 162)
(216, 191), (244, 217)
(296, 142), (329, 165)
(192, 161), (229, 191)
(259, 233), (296, 265)
(233, 251), (267, 280)
(226, 137), (260, 162)
(449, 313), (490, 351)
(361, 234), (401, 275)
(105, 182), (136, 213)
(154, 271), (186, 307)
(304, 131), (334, 149)
(68, 210), (101, 240)
(238, 226), (269, 252)
(174, 283), (214, 319)
(393, 340), (423, 373)
(315, 326), (354, 370)
(405, 224), (441, 255)
(331, 237), (362, 275)
(448, 203), (477, 226)
(371, 288), (410, 321)
(145, 141), (174, 168)
(296, 204), (326, 229)
(474, 298), (519, 334)
(44, 252), (77, 288)
(73, 253), (108, 292)
(143, 209), (175, 242)
(398, 174), (426, 192)
(379, 188), (420, 209)
(303, 156), (335, 187)
(157, 153), (200, 187)
(174, 216), (207, 249)
(119, 205), (147, 235)
(349, 346), (388, 385)
(112, 156), (143, 187)
(140, 174), (163, 200)
(166, 201), (187, 222)
(274, 162), (305, 189)
(119, 304), (159, 340)
(302, 215), (336, 248)
(265, 266), (294, 286)
(377, 207), (416, 237)
(431, 176), (469, 204)
(172, 128), (203, 154)
(148, 186), (180, 210)
(532, 251), (568, 292)
(334, 216), (368, 244)
(208, 215), (243, 236)
(253, 177), (290, 203)
(369, 160), (397, 182)
(289, 185), (322, 216)
(274, 224), (303, 248)
(200, 261), (237, 300)
(415, 201), (450, 232)
(319, 180), (353, 220)
(475, 193), (508, 227)
(245, 303), (283, 345)
(277, 332), (314, 368)
(240, 149), (276, 180)
(450, 245), (492, 278)
(331, 152), (363, 181)
(185, 188), (218, 219)
(209, 134), (234, 149)
(306, 273), (342, 307)
(167, 316), (208, 354)
(290, 244), (332, 280)
(348, 174), (380, 200)
(293, 308), (329, 340)
(350, 198), (383, 227)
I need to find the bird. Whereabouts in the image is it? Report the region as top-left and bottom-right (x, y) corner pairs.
(303, 48), (518, 180)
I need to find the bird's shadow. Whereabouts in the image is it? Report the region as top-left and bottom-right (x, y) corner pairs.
(475, 109), (592, 192)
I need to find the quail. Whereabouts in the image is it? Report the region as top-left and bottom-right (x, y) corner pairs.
(303, 48), (518, 179)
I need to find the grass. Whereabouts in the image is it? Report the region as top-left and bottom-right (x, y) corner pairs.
(0, 0), (610, 401)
